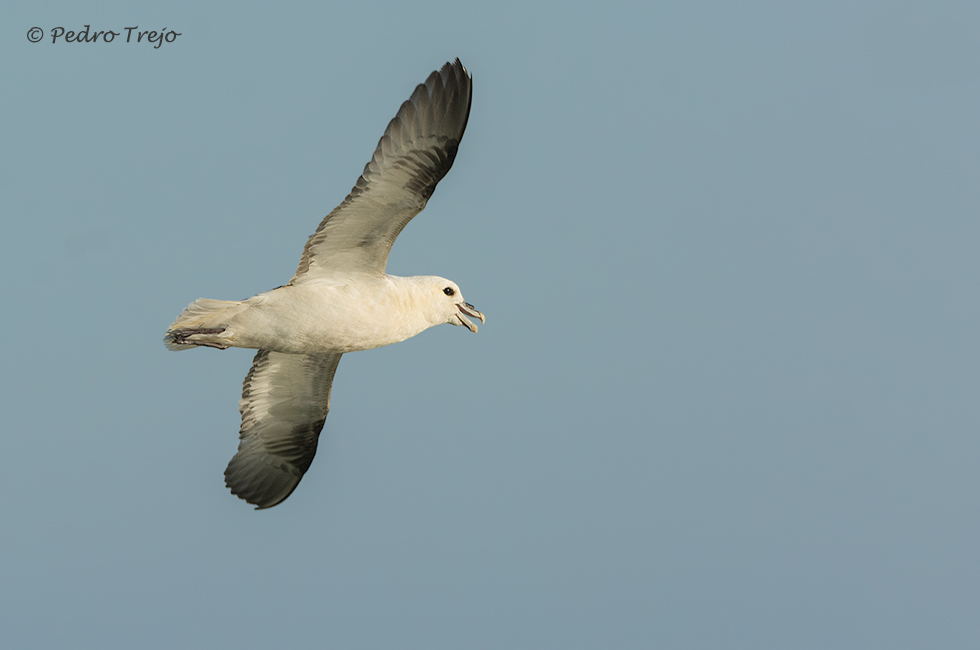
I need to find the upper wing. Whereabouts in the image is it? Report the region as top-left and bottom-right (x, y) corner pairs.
(224, 350), (343, 509)
(291, 59), (472, 281)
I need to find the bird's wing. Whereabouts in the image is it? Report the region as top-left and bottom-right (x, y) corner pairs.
(224, 350), (343, 509)
(291, 59), (472, 281)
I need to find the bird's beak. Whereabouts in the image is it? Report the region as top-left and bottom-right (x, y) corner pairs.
(456, 302), (485, 333)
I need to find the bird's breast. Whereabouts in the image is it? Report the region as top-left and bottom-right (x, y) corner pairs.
(236, 281), (432, 354)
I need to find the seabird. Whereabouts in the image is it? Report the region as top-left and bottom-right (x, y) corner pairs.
(164, 59), (482, 509)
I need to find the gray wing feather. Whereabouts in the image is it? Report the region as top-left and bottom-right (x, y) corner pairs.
(291, 59), (472, 280)
(224, 350), (342, 509)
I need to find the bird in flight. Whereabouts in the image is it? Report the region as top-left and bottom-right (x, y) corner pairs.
(164, 59), (482, 509)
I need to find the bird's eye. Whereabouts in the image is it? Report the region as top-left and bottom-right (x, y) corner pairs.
(443, 287), (455, 296)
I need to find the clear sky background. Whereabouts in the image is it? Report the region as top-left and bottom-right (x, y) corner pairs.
(3, 1), (979, 648)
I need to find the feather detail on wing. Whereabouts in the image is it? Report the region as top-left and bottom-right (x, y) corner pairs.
(291, 59), (472, 280)
(224, 350), (343, 509)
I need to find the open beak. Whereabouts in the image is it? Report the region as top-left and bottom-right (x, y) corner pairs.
(456, 302), (485, 333)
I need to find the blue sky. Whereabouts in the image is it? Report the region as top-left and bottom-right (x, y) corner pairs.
(3, 1), (979, 648)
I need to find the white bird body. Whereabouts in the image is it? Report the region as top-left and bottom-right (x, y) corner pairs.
(171, 275), (474, 355)
(164, 60), (482, 509)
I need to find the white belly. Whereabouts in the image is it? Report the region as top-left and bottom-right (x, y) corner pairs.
(229, 280), (433, 354)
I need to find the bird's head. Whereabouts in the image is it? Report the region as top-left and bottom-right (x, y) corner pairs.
(417, 276), (485, 332)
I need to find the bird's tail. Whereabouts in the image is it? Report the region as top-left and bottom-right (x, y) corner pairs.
(164, 298), (245, 351)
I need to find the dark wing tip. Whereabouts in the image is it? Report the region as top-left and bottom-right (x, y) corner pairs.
(224, 452), (308, 509)
(432, 58), (473, 143)
(329, 58), (473, 205)
(394, 59), (473, 201)
(224, 419), (324, 508)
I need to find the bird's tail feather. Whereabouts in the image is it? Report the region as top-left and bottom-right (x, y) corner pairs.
(164, 298), (244, 351)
